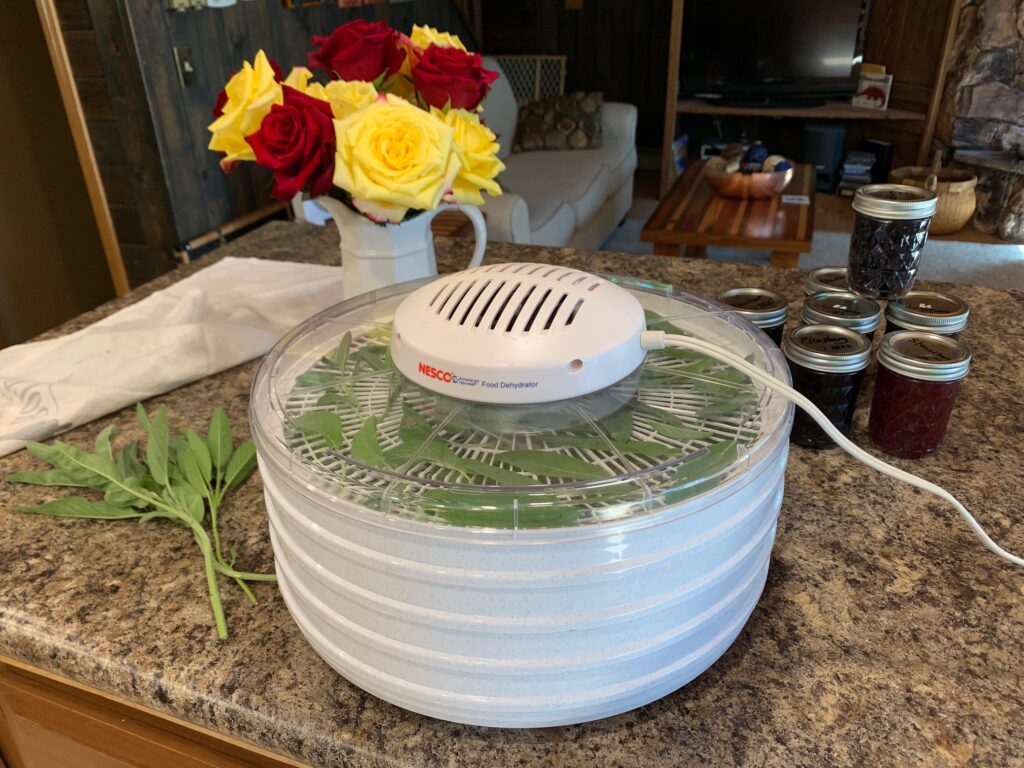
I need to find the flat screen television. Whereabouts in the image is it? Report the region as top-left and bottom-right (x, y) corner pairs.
(681, 0), (866, 105)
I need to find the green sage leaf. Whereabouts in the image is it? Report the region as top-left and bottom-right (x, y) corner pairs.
(349, 417), (386, 468)
(8, 469), (96, 488)
(599, 406), (633, 443)
(295, 371), (342, 387)
(223, 440), (257, 488)
(316, 391), (358, 407)
(16, 498), (144, 520)
(184, 429), (213, 483)
(116, 441), (147, 480)
(95, 425), (116, 463)
(663, 440), (739, 502)
(496, 450), (609, 481)
(294, 411), (344, 449)
(176, 442), (209, 498)
(350, 345), (391, 371)
(324, 331), (351, 369)
(145, 406), (170, 488)
(207, 408), (233, 471)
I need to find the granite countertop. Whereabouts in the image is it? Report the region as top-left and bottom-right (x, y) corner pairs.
(2, 221), (1023, 767)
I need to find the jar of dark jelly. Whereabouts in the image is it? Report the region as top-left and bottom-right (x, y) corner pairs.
(868, 331), (971, 458)
(717, 287), (789, 345)
(804, 266), (849, 296)
(801, 291), (882, 345)
(847, 184), (938, 300)
(884, 290), (969, 338)
(782, 325), (871, 449)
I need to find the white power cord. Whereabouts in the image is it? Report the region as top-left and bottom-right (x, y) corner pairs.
(641, 330), (1024, 568)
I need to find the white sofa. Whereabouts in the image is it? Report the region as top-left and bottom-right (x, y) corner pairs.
(481, 57), (638, 250)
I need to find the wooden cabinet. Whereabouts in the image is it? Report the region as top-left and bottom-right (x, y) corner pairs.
(0, 661), (302, 768)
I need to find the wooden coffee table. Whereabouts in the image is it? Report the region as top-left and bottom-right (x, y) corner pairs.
(641, 160), (815, 268)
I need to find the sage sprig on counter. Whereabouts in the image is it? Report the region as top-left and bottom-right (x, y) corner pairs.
(8, 405), (275, 639)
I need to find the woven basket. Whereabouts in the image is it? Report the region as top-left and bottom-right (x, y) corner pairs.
(888, 166), (977, 235)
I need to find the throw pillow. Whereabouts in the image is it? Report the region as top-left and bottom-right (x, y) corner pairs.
(512, 91), (603, 152)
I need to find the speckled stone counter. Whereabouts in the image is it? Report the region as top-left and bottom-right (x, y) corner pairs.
(2, 221), (1023, 767)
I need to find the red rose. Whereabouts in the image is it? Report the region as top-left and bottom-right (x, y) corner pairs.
(411, 45), (498, 110)
(245, 86), (335, 200)
(307, 20), (404, 82)
(212, 58), (284, 117)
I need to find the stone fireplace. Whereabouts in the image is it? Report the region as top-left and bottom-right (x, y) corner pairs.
(937, 0), (1024, 241)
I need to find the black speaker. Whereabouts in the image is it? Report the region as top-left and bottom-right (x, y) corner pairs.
(802, 122), (846, 193)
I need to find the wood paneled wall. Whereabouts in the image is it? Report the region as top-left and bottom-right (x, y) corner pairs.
(55, 0), (178, 285)
(480, 1), (673, 152)
(862, 0), (959, 165)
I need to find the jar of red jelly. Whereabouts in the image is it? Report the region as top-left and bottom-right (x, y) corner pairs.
(782, 325), (871, 449)
(868, 331), (971, 458)
(801, 291), (882, 344)
(718, 287), (789, 345)
(884, 290), (969, 338)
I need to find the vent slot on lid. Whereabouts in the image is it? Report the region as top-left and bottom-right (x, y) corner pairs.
(489, 283), (522, 330)
(544, 293), (568, 329)
(435, 281), (461, 315)
(447, 280), (476, 321)
(505, 285), (537, 332)
(474, 281), (506, 327)
(459, 280), (491, 325)
(566, 298), (584, 326)
(522, 288), (553, 333)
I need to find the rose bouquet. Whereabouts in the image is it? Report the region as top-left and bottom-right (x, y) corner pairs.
(207, 21), (503, 224)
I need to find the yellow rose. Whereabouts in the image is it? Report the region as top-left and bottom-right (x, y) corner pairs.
(322, 79), (378, 120)
(334, 95), (460, 222)
(433, 108), (504, 205)
(410, 24), (467, 52)
(208, 50), (282, 167)
(283, 66), (328, 101)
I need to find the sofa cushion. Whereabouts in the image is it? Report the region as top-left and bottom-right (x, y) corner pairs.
(481, 57), (517, 161)
(526, 198), (576, 247)
(500, 153), (610, 227)
(512, 92), (603, 152)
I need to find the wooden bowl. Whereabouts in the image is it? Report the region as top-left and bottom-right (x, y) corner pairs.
(706, 167), (795, 199)
(888, 166), (977, 235)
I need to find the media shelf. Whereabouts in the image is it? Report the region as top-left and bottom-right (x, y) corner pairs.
(676, 99), (927, 121)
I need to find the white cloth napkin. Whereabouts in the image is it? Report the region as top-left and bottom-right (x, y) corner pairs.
(0, 257), (343, 457)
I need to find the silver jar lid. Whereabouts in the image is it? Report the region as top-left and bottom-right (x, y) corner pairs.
(877, 331), (971, 382)
(853, 184), (938, 221)
(782, 325), (871, 374)
(718, 287), (789, 328)
(801, 291), (882, 334)
(885, 291), (969, 333)
(804, 267), (848, 296)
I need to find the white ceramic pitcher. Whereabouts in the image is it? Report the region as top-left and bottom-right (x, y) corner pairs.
(317, 197), (486, 299)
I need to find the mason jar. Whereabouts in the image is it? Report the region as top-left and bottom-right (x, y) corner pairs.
(801, 291), (882, 345)
(782, 325), (871, 449)
(884, 290), (969, 338)
(868, 332), (971, 459)
(847, 184), (938, 300)
(717, 287), (789, 345)
(804, 266), (849, 296)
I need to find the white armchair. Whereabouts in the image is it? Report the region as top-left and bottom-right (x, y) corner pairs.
(481, 57), (638, 250)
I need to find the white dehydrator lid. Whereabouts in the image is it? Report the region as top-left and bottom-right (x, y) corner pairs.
(250, 267), (793, 530)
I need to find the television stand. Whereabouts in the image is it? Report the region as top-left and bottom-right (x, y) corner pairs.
(712, 96), (827, 109)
